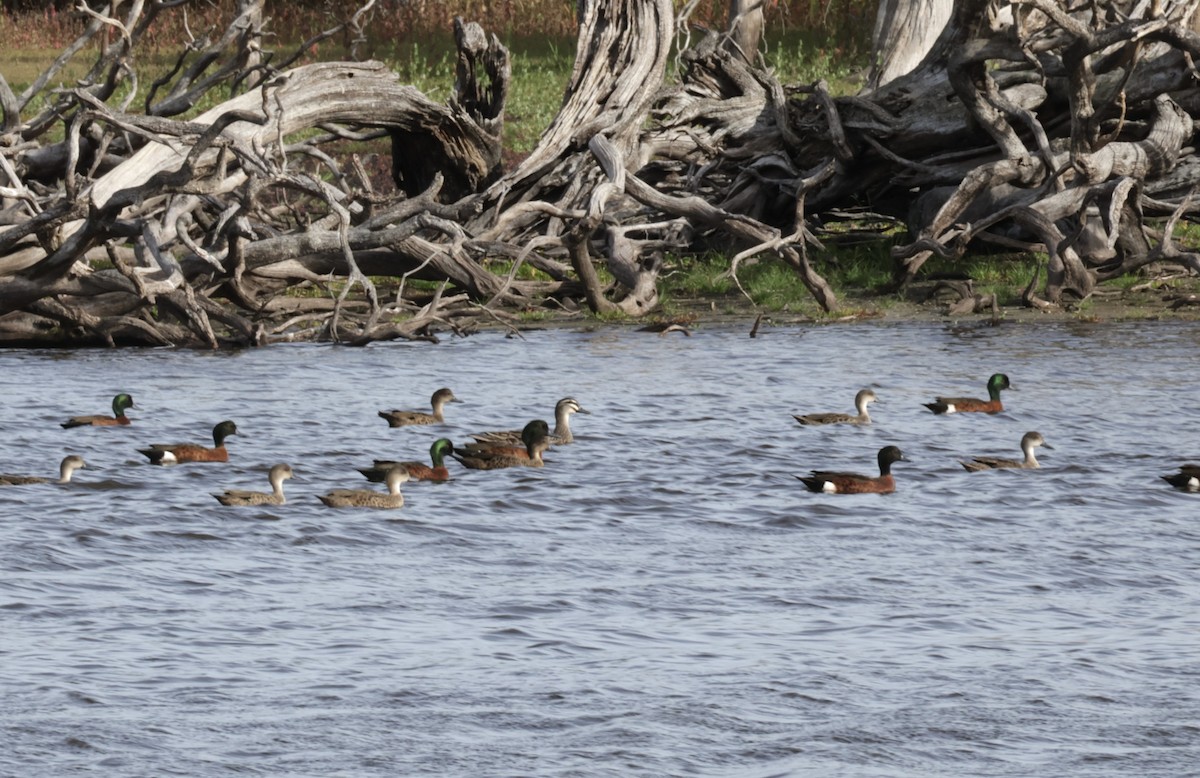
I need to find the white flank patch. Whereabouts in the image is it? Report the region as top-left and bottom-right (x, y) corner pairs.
(944, 404), (957, 413)
(1189, 476), (1199, 491)
(822, 481), (837, 494)
(160, 451), (178, 464)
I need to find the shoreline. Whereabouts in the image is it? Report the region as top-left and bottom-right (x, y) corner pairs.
(4, 279), (1200, 348)
(582, 280), (1200, 336)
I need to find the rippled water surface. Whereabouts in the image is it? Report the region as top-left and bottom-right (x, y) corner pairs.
(4, 321), (1200, 776)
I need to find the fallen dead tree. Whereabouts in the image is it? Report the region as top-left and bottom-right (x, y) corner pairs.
(0, 0), (1198, 346)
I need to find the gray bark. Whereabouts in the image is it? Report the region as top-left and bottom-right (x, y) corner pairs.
(724, 0), (767, 64)
(866, 0), (953, 90)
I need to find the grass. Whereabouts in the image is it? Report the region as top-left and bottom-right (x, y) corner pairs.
(764, 32), (865, 91)
(665, 251), (832, 316)
(657, 241), (1118, 320)
(921, 252), (1041, 304)
(477, 257), (562, 281)
(501, 39), (577, 153)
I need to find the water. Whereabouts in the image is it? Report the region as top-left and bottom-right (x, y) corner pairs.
(2, 321), (1199, 776)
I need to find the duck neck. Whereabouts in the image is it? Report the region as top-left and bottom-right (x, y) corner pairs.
(553, 409), (572, 437)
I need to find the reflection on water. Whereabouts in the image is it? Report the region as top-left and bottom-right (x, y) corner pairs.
(3, 321), (1200, 776)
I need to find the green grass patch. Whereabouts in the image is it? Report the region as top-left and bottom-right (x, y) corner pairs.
(919, 251), (1042, 304)
(1173, 219), (1200, 247)
(661, 251), (841, 315)
(478, 256), (560, 282)
(765, 33), (864, 92)
(1105, 272), (1145, 291)
(658, 240), (1068, 317)
(502, 39), (575, 154)
(815, 238), (897, 291)
(2, 47), (91, 92)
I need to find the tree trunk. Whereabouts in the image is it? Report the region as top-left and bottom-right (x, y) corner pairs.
(724, 0), (767, 64)
(866, 0), (953, 90)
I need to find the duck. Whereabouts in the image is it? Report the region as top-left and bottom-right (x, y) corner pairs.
(0, 455), (87, 485)
(214, 463), (294, 506)
(1161, 464), (1200, 492)
(961, 431), (1052, 471)
(358, 438), (455, 483)
(378, 387), (459, 427)
(794, 388), (877, 426)
(319, 465), (410, 508)
(797, 445), (908, 494)
(61, 393), (136, 428)
(138, 420), (238, 464)
(454, 420), (551, 470)
(471, 397), (590, 445)
(924, 373), (1012, 414)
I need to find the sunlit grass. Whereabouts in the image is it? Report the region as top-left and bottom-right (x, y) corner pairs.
(1174, 219), (1200, 248)
(503, 39), (574, 154)
(815, 238), (897, 290)
(662, 251), (855, 315)
(918, 251), (1041, 305)
(383, 42), (455, 101)
(1106, 273), (1145, 291)
(478, 256), (560, 282)
(765, 33), (866, 92)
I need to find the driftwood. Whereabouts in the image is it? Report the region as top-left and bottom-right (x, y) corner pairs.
(883, 0), (1200, 308)
(0, 0), (1199, 346)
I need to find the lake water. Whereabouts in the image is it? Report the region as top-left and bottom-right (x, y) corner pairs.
(3, 320), (1199, 776)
